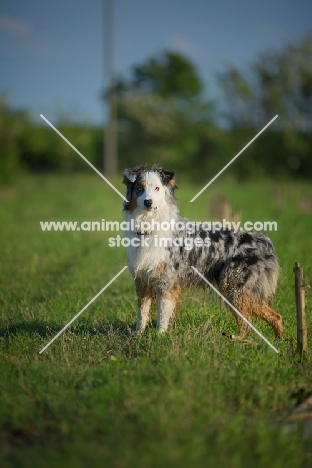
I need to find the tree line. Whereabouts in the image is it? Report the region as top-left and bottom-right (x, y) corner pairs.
(1, 33), (311, 184)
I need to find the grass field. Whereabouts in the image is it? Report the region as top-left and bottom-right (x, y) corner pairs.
(1, 173), (312, 467)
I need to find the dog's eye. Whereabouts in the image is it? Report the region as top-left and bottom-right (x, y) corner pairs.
(155, 187), (160, 191)
(136, 186), (144, 196)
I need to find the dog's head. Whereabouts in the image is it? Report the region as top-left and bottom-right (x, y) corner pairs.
(122, 164), (177, 213)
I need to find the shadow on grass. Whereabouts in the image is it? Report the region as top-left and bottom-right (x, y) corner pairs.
(0, 319), (133, 340)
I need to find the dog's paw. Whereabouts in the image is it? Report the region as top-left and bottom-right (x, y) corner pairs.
(131, 329), (144, 337)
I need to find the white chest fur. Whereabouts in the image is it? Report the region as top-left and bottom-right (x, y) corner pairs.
(126, 230), (169, 279)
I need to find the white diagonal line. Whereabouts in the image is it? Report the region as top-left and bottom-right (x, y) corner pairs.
(191, 266), (279, 353)
(40, 114), (128, 202)
(190, 115), (278, 202)
(39, 265), (128, 354)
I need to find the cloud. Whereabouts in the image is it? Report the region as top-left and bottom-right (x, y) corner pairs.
(0, 15), (32, 36)
(170, 36), (201, 55)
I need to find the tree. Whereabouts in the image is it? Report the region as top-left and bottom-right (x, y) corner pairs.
(0, 96), (29, 184)
(217, 35), (312, 178)
(218, 34), (312, 132)
(218, 65), (256, 128)
(130, 50), (203, 100)
(116, 50), (213, 171)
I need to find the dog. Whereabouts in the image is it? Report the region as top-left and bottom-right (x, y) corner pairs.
(122, 164), (283, 338)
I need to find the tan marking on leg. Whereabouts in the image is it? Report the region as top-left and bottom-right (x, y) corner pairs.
(219, 282), (283, 339)
(233, 295), (254, 337)
(235, 295), (283, 339)
(134, 277), (153, 333)
(168, 283), (181, 304)
(157, 284), (181, 333)
(253, 300), (284, 339)
(155, 262), (166, 278)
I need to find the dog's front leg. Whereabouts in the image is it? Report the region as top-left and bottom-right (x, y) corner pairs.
(157, 285), (180, 333)
(135, 278), (152, 333)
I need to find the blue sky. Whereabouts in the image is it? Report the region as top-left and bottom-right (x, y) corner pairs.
(1, 0), (311, 124)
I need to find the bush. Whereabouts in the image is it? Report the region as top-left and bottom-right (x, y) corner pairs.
(0, 97), (29, 185)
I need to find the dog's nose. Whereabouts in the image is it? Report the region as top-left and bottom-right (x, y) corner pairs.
(144, 199), (153, 208)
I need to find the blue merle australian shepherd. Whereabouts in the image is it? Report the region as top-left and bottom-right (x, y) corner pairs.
(123, 164), (283, 339)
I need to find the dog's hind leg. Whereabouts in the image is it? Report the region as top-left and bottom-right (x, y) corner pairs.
(135, 278), (153, 333)
(219, 283), (252, 338)
(234, 313), (252, 338)
(232, 295), (254, 338)
(253, 300), (283, 339)
(157, 284), (181, 333)
(229, 294), (283, 339)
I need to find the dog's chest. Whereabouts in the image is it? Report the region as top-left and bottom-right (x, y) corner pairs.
(127, 233), (168, 279)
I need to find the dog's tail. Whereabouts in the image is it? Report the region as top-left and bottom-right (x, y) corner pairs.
(247, 254), (279, 303)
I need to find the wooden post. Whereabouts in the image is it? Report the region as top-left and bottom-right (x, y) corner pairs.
(293, 262), (307, 356)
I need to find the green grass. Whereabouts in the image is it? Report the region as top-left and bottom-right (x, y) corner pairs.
(1, 173), (312, 467)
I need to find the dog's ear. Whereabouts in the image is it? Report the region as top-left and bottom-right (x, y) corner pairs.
(161, 170), (176, 187)
(123, 169), (137, 185)
(122, 164), (147, 185)
(153, 166), (177, 191)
